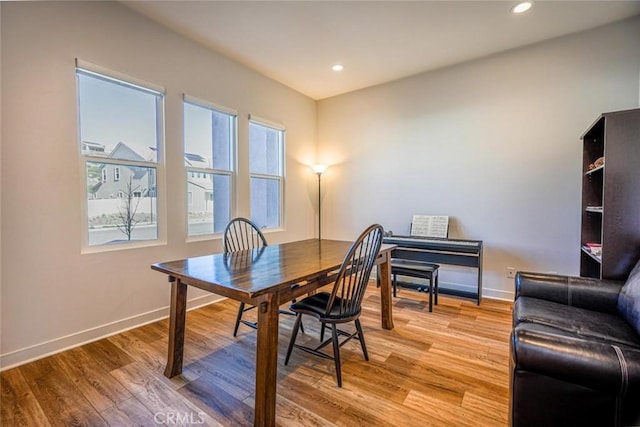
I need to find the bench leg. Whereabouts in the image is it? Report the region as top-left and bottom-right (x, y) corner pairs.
(428, 275), (434, 312)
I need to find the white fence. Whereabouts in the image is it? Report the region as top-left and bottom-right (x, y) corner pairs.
(88, 197), (157, 218)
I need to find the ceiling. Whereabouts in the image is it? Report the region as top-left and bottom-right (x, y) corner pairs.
(123, 1), (640, 100)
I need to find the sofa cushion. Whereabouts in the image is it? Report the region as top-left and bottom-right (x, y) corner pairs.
(514, 296), (640, 348)
(618, 258), (640, 335)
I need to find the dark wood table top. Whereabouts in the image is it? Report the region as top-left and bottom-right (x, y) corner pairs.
(152, 239), (395, 301)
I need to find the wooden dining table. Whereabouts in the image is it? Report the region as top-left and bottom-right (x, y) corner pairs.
(151, 238), (396, 427)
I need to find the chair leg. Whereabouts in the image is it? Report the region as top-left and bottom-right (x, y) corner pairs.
(428, 275), (434, 312)
(279, 308), (304, 333)
(331, 325), (342, 387)
(290, 288), (304, 333)
(233, 302), (245, 337)
(355, 319), (369, 361)
(285, 314), (303, 365)
(434, 272), (439, 305)
(392, 273), (397, 297)
(320, 323), (326, 342)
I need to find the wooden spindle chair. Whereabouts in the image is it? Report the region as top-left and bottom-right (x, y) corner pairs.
(284, 224), (384, 387)
(223, 217), (301, 336)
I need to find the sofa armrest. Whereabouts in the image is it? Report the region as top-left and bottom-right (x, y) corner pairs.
(512, 323), (640, 394)
(515, 271), (623, 314)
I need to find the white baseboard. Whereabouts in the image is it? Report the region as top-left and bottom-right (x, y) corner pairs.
(0, 294), (223, 371)
(439, 280), (514, 302)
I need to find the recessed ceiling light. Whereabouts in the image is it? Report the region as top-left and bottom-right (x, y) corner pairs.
(332, 64), (344, 72)
(511, 1), (533, 14)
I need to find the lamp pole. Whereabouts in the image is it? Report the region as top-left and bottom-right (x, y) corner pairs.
(311, 164), (328, 240)
(317, 172), (322, 240)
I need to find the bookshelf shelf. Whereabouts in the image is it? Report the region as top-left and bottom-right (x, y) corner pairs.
(585, 206), (603, 214)
(581, 246), (602, 264)
(585, 165), (604, 175)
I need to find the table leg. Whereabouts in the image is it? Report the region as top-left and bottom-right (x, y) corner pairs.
(164, 278), (187, 378)
(254, 293), (280, 426)
(378, 251), (394, 330)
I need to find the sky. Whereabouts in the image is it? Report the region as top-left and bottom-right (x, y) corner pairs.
(78, 71), (160, 161)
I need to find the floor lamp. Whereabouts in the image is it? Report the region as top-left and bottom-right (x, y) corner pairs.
(311, 164), (328, 240)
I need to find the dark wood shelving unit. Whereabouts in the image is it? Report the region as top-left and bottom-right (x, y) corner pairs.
(580, 108), (640, 280)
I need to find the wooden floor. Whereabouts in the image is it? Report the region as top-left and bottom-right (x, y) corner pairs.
(2, 285), (513, 426)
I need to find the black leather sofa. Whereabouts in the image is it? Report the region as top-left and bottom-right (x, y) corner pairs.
(510, 263), (640, 427)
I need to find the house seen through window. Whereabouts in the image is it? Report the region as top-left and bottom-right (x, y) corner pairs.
(77, 67), (164, 247)
(184, 99), (235, 236)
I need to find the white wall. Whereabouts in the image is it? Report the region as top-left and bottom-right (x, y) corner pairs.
(0, 2), (317, 368)
(317, 17), (640, 300)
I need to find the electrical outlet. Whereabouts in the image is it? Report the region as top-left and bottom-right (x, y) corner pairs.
(507, 267), (516, 279)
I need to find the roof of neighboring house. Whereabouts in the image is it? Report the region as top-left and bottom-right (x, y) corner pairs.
(91, 182), (103, 193)
(82, 140), (106, 149)
(130, 166), (150, 180)
(109, 142), (146, 162)
(185, 153), (206, 163)
(187, 180), (213, 191)
(185, 152), (210, 169)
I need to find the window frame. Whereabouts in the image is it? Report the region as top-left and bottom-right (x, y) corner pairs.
(76, 61), (166, 253)
(183, 95), (237, 240)
(248, 116), (285, 231)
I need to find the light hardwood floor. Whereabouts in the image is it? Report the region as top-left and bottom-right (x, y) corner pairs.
(1, 285), (513, 426)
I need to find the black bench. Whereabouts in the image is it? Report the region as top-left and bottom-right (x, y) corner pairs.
(391, 259), (440, 312)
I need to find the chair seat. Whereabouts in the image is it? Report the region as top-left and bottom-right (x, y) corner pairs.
(291, 292), (351, 320)
(391, 259), (439, 275)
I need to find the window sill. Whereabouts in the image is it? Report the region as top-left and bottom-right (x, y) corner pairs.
(81, 238), (167, 254)
(186, 233), (222, 244)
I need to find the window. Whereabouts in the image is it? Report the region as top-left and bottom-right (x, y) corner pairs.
(77, 65), (164, 247)
(249, 119), (284, 229)
(184, 98), (235, 236)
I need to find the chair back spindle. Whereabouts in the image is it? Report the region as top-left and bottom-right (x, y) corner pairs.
(223, 217), (267, 254)
(326, 224), (384, 319)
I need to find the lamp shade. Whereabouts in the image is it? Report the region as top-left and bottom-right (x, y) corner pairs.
(311, 164), (328, 174)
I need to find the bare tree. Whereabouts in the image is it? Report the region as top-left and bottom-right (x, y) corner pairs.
(116, 177), (142, 240)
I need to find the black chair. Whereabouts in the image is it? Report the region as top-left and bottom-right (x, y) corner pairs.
(391, 259), (440, 312)
(223, 217), (301, 336)
(284, 224), (384, 387)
